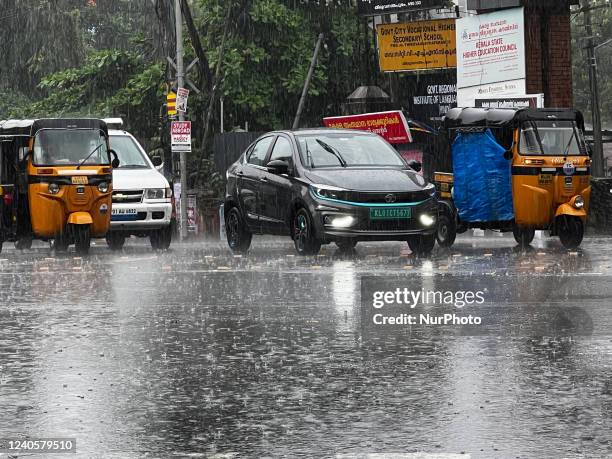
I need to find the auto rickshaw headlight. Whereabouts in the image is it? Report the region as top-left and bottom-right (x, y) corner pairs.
(574, 195), (585, 209)
(48, 183), (60, 194)
(98, 182), (109, 193)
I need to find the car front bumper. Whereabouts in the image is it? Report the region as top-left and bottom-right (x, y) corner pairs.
(310, 196), (438, 242)
(110, 201), (172, 231)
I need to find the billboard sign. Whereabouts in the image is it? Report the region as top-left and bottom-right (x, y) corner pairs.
(456, 7), (525, 89)
(408, 71), (457, 124)
(475, 94), (544, 109)
(377, 19), (457, 72)
(323, 111), (412, 144)
(457, 78), (526, 107)
(171, 121), (192, 152)
(358, 0), (445, 16)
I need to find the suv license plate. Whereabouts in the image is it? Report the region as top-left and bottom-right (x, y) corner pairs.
(112, 208), (137, 215)
(369, 207), (411, 220)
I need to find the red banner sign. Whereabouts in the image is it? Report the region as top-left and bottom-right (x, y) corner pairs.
(323, 111), (412, 144)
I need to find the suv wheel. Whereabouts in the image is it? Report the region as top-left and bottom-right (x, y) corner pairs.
(150, 225), (172, 250)
(226, 207), (252, 253)
(106, 232), (126, 251)
(293, 208), (321, 256)
(407, 234), (435, 256)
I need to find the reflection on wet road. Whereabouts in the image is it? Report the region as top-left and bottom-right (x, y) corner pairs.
(0, 235), (611, 458)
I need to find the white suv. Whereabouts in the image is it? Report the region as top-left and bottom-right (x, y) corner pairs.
(106, 124), (173, 250)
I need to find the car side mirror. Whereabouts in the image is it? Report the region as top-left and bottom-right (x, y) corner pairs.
(151, 156), (163, 167)
(109, 149), (120, 168)
(267, 159), (290, 175)
(407, 159), (422, 173)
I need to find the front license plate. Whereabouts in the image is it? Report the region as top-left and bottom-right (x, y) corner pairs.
(112, 208), (137, 216)
(71, 176), (88, 184)
(369, 207), (411, 220)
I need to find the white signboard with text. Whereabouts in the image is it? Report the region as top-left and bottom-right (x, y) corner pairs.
(171, 121), (192, 153)
(457, 78), (526, 107)
(456, 7), (525, 90)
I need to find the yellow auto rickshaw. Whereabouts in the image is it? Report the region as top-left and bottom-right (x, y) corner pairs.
(434, 108), (591, 249)
(0, 118), (119, 254)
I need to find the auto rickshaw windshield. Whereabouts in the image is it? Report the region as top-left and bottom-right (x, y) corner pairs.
(33, 129), (110, 166)
(519, 120), (587, 156)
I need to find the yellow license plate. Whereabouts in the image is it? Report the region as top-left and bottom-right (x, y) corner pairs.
(71, 176), (88, 185)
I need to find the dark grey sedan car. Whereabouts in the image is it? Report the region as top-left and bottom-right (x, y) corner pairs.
(224, 129), (438, 255)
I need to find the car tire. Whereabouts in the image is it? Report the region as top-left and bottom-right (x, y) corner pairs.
(513, 225), (535, 247)
(436, 213), (456, 248)
(106, 232), (126, 251)
(150, 225), (172, 250)
(74, 225), (91, 255)
(407, 234), (436, 256)
(558, 216), (584, 249)
(293, 208), (321, 256)
(336, 239), (357, 251)
(225, 207), (252, 254)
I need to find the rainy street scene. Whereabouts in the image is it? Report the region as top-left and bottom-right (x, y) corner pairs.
(2, 0), (612, 457)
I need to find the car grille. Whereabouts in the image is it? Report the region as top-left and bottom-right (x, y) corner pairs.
(350, 190), (431, 204)
(112, 189), (143, 204)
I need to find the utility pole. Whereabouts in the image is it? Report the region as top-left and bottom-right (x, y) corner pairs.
(175, 0), (188, 240)
(293, 33), (324, 130)
(583, 0), (604, 176)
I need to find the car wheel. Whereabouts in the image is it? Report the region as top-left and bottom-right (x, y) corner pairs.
(558, 216), (584, 249)
(106, 232), (126, 251)
(407, 234), (436, 256)
(15, 236), (33, 250)
(225, 207), (252, 254)
(74, 224), (91, 255)
(335, 239), (357, 251)
(293, 208), (321, 256)
(436, 213), (456, 247)
(513, 225), (535, 247)
(150, 225), (172, 250)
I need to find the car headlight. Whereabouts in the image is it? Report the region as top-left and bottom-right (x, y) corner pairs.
(145, 188), (166, 200)
(574, 195), (584, 209)
(311, 184), (349, 201)
(98, 182), (109, 193)
(419, 214), (435, 227)
(48, 183), (60, 194)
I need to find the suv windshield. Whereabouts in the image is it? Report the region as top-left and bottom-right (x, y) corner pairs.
(520, 120), (587, 156)
(296, 133), (405, 168)
(110, 135), (151, 168)
(33, 129), (110, 166)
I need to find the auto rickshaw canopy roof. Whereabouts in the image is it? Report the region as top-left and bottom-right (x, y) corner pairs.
(443, 108), (584, 130)
(0, 118), (108, 138)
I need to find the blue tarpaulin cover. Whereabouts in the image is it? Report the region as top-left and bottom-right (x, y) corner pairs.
(452, 129), (514, 222)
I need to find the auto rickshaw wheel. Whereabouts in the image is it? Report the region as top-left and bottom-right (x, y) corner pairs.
(106, 232), (126, 251)
(74, 224), (91, 255)
(512, 226), (535, 247)
(558, 216), (584, 249)
(407, 234), (436, 256)
(53, 234), (69, 253)
(436, 214), (457, 247)
(15, 238), (33, 250)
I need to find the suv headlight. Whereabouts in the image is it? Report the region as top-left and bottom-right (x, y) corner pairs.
(145, 188), (166, 200)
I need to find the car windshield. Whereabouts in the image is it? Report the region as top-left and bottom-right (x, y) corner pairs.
(110, 135), (151, 169)
(296, 133), (405, 168)
(520, 120), (587, 156)
(33, 129), (110, 166)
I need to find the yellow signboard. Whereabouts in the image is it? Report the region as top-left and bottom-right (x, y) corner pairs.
(377, 19), (457, 72)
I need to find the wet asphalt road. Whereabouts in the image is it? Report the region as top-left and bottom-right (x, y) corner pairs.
(0, 234), (611, 458)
